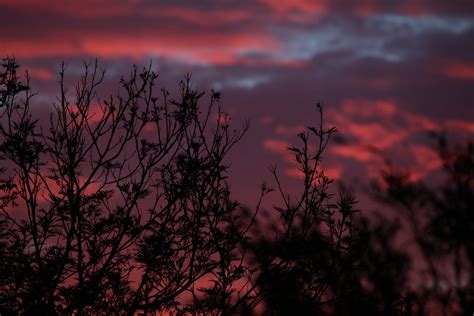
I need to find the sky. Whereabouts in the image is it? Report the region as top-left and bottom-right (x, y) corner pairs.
(1, 0), (474, 206)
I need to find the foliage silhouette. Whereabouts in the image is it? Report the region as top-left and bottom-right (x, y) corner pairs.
(0, 58), (472, 315)
(246, 108), (364, 315)
(372, 134), (474, 315)
(0, 58), (254, 315)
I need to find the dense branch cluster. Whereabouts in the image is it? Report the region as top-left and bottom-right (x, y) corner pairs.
(0, 58), (252, 314)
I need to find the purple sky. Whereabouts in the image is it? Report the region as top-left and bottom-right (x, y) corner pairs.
(1, 0), (474, 205)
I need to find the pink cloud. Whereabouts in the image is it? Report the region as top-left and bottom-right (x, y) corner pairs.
(284, 167), (304, 179)
(344, 122), (407, 149)
(262, 139), (296, 163)
(323, 98), (453, 183)
(143, 122), (157, 133)
(330, 145), (374, 163)
(260, 116), (274, 125)
(410, 144), (442, 175)
(330, 99), (440, 149)
(67, 102), (105, 125)
(263, 139), (290, 155)
(445, 120), (474, 133)
(402, 112), (441, 132)
(352, 1), (377, 16)
(338, 99), (397, 120)
(0, 0), (132, 17)
(213, 113), (232, 125)
(376, 100), (397, 117)
(443, 63), (474, 80)
(260, 0), (329, 15)
(149, 7), (250, 27)
(23, 67), (54, 81)
(274, 124), (305, 137)
(284, 164), (341, 181)
(2, 32), (277, 65)
(323, 165), (342, 180)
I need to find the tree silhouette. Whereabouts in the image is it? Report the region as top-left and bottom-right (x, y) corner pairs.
(246, 106), (364, 315)
(372, 134), (474, 315)
(1, 57), (471, 315)
(0, 58), (255, 315)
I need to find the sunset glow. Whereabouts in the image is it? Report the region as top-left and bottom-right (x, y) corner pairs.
(1, 1), (473, 313)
